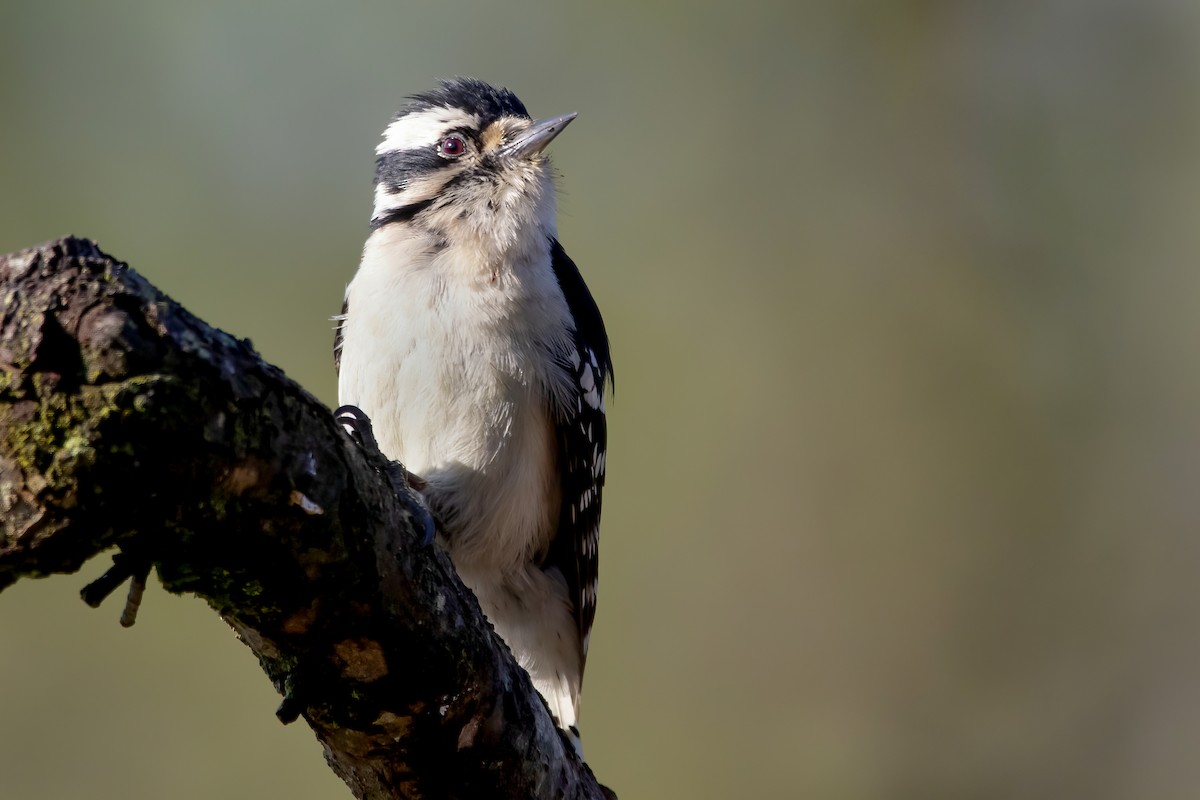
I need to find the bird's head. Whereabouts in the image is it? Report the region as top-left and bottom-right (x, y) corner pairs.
(370, 78), (574, 256)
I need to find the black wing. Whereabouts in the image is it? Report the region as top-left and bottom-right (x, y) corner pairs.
(543, 239), (612, 674)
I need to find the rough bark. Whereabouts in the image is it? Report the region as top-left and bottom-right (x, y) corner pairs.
(0, 237), (610, 800)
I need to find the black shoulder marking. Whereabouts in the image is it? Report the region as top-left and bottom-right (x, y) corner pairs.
(400, 77), (530, 124)
(333, 297), (348, 375)
(550, 238), (613, 387)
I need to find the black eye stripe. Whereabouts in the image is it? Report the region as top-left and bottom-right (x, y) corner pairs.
(375, 123), (489, 187)
(376, 147), (460, 190)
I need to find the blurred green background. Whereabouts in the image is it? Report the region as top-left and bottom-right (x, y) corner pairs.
(3, 1), (1200, 797)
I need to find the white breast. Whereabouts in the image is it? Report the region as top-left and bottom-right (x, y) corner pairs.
(338, 224), (572, 575)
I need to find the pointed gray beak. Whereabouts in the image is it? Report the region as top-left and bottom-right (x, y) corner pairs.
(500, 112), (577, 159)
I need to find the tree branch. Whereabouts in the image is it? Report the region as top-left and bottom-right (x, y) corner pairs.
(0, 237), (611, 799)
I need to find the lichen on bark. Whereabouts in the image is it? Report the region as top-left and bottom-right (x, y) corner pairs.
(0, 237), (612, 800)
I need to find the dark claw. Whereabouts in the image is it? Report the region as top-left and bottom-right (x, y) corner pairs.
(419, 506), (437, 546)
(336, 405), (439, 547)
(335, 404), (380, 454)
(409, 497), (438, 547)
(81, 551), (153, 627)
(385, 462), (437, 547)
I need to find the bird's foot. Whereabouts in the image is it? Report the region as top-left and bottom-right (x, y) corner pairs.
(335, 405), (438, 545)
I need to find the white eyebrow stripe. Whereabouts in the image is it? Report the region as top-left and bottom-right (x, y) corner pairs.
(376, 108), (480, 154)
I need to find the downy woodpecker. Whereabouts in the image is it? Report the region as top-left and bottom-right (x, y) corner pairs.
(334, 78), (611, 754)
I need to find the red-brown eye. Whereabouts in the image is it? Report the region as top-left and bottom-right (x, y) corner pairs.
(438, 135), (466, 157)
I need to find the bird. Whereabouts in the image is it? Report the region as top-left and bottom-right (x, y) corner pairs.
(334, 78), (611, 756)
